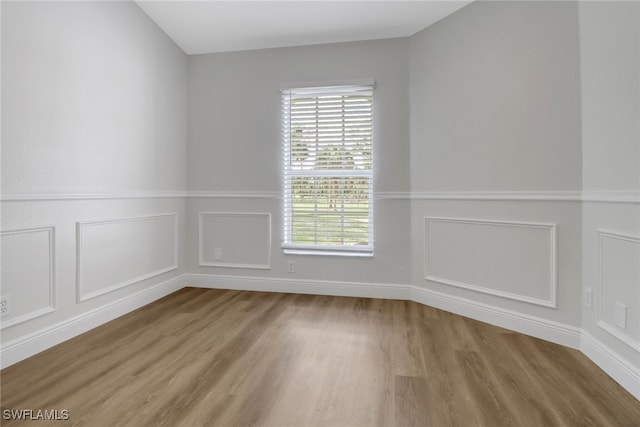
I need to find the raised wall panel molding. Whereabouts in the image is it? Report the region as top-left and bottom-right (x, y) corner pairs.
(76, 213), (178, 302)
(198, 212), (272, 269)
(424, 217), (557, 308)
(597, 230), (640, 352)
(0, 226), (56, 329)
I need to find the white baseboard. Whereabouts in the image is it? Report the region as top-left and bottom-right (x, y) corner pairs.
(189, 274), (639, 398)
(3, 272), (637, 402)
(186, 273), (580, 347)
(186, 273), (411, 300)
(410, 286), (582, 349)
(0, 274), (185, 369)
(580, 331), (640, 400)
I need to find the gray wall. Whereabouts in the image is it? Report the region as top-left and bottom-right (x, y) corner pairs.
(187, 39), (412, 284)
(1, 1), (188, 345)
(580, 2), (639, 192)
(2, 1), (187, 194)
(409, 1), (582, 192)
(409, 1), (583, 327)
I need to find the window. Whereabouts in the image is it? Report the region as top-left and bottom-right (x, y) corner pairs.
(281, 82), (374, 256)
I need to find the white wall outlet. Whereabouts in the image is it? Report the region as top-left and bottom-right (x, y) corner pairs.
(214, 248), (222, 261)
(585, 288), (593, 309)
(0, 296), (10, 316)
(614, 302), (627, 330)
(287, 260), (295, 273)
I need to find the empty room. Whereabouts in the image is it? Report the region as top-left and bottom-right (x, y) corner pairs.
(1, 0), (639, 425)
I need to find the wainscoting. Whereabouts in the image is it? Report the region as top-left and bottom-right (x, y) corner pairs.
(77, 213), (178, 302)
(596, 230), (640, 351)
(1, 275), (184, 369)
(582, 201), (640, 399)
(424, 217), (557, 307)
(198, 212), (271, 269)
(0, 226), (56, 329)
(1, 190), (638, 400)
(0, 196), (186, 368)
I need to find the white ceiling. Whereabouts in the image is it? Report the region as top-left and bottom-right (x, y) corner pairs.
(136, 1), (472, 55)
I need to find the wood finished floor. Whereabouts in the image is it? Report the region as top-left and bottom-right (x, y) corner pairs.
(1, 288), (639, 426)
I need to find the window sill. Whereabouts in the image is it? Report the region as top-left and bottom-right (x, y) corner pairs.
(283, 249), (374, 258)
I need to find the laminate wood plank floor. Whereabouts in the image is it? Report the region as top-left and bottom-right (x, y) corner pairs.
(2, 288), (639, 426)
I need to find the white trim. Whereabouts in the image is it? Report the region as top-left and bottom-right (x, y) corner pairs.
(279, 78), (375, 91)
(183, 273), (578, 348)
(582, 191), (640, 204)
(198, 212), (272, 269)
(375, 190), (637, 202)
(3, 271), (637, 400)
(424, 217), (557, 308)
(411, 190), (638, 202)
(282, 243), (373, 253)
(1, 191), (187, 202)
(411, 191), (583, 201)
(1, 190), (637, 203)
(0, 191), (280, 201)
(0, 275), (184, 369)
(188, 191), (281, 199)
(186, 273), (410, 300)
(597, 321), (640, 352)
(199, 263), (271, 270)
(76, 213), (179, 302)
(374, 192), (412, 200)
(596, 230), (640, 351)
(184, 274), (636, 398)
(410, 285), (581, 348)
(580, 331), (640, 400)
(283, 248), (374, 257)
(0, 226), (56, 329)
(0, 307), (56, 331)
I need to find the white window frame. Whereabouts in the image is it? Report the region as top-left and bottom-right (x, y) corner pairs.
(281, 80), (375, 257)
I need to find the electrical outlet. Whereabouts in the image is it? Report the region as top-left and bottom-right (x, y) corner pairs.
(0, 296), (10, 316)
(614, 302), (627, 330)
(214, 248), (222, 262)
(585, 288), (592, 309)
(287, 260), (295, 273)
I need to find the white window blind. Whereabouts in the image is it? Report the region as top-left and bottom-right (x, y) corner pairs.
(282, 84), (374, 256)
